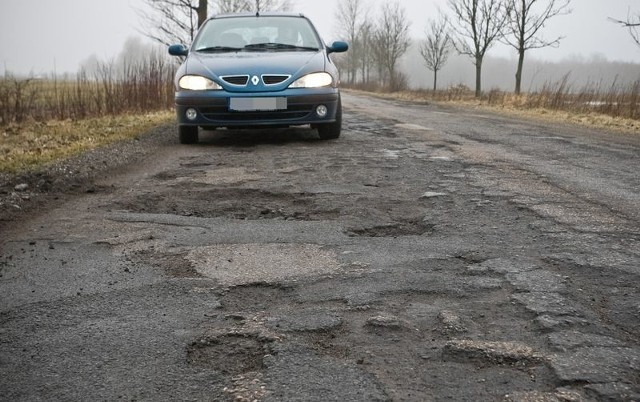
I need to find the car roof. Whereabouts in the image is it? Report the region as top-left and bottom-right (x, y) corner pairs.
(211, 12), (306, 20)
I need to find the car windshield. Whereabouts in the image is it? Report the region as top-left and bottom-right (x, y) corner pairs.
(193, 16), (322, 52)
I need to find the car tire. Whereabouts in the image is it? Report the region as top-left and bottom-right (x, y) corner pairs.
(317, 98), (342, 140)
(179, 126), (198, 144)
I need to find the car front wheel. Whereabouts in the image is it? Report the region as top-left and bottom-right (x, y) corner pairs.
(317, 99), (342, 140)
(179, 126), (198, 144)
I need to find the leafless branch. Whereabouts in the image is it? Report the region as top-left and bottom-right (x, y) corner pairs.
(448, 0), (510, 96)
(610, 10), (640, 48)
(502, 0), (571, 93)
(420, 15), (452, 91)
(373, 1), (411, 90)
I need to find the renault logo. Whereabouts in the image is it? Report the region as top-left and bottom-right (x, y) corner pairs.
(251, 75), (260, 86)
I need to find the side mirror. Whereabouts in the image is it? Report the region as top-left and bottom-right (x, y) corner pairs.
(168, 44), (189, 56)
(327, 41), (349, 54)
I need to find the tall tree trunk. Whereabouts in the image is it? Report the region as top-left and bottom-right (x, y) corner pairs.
(433, 69), (438, 92)
(475, 56), (483, 98)
(515, 48), (525, 94)
(197, 0), (208, 28)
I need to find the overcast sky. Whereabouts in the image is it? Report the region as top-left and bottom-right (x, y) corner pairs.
(1, 0), (639, 75)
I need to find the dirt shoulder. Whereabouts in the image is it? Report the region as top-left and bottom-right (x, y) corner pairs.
(0, 123), (175, 226)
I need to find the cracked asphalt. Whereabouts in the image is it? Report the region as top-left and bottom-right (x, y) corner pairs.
(1, 91), (639, 401)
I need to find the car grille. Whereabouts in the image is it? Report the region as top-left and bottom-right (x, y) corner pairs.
(201, 107), (311, 121)
(262, 75), (290, 85)
(200, 101), (313, 122)
(221, 75), (249, 86)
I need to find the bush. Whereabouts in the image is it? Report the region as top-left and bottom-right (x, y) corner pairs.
(0, 50), (176, 126)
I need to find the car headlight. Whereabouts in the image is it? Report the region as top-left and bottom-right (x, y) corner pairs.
(289, 72), (333, 88)
(178, 75), (222, 90)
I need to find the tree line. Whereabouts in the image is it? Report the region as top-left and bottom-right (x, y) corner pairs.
(140, 0), (639, 98)
(335, 0), (574, 97)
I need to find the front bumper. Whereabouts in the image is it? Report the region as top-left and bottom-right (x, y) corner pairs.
(175, 88), (340, 128)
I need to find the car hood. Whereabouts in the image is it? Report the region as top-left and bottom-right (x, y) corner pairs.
(185, 50), (327, 92)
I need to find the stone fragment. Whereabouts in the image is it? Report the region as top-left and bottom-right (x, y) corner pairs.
(550, 347), (640, 383)
(512, 292), (580, 316)
(584, 382), (640, 401)
(420, 191), (446, 199)
(468, 258), (538, 274)
(506, 270), (566, 293)
(14, 183), (28, 192)
(548, 330), (625, 352)
(438, 310), (467, 333)
(536, 315), (589, 330)
(444, 340), (545, 365)
(365, 315), (403, 329)
(504, 388), (584, 402)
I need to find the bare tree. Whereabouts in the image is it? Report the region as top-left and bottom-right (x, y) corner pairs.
(504, 0), (571, 94)
(138, 0), (291, 46)
(611, 10), (640, 49)
(217, 0), (251, 13)
(374, 1), (411, 91)
(357, 21), (375, 86)
(334, 0), (364, 85)
(138, 0), (209, 46)
(244, 0), (292, 12)
(448, 0), (510, 97)
(420, 15), (452, 91)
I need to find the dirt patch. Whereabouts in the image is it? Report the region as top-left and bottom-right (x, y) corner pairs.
(135, 251), (202, 278)
(221, 283), (294, 312)
(346, 219), (434, 237)
(187, 333), (272, 374)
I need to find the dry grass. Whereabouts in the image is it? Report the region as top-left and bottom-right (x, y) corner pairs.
(346, 82), (640, 135)
(0, 53), (176, 172)
(0, 111), (173, 172)
(0, 51), (175, 125)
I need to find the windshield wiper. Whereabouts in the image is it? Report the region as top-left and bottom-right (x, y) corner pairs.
(244, 43), (319, 52)
(195, 46), (243, 53)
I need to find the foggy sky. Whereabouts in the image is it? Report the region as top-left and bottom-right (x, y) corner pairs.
(1, 0), (639, 75)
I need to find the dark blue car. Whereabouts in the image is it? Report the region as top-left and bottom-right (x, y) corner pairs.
(168, 13), (348, 144)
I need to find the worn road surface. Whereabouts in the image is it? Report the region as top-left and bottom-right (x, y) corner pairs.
(1, 92), (639, 401)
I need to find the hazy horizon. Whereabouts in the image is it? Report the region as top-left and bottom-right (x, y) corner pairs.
(1, 0), (639, 76)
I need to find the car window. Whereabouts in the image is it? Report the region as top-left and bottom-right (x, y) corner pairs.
(193, 16), (321, 51)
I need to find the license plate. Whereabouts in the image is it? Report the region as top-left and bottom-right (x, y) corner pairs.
(229, 97), (287, 111)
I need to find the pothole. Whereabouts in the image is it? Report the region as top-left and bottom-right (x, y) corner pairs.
(221, 283), (293, 311)
(115, 188), (339, 221)
(134, 251), (202, 278)
(346, 220), (434, 237)
(187, 333), (273, 374)
(266, 310), (343, 332)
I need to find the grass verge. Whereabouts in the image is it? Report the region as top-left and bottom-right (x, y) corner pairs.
(0, 111), (173, 172)
(346, 88), (640, 135)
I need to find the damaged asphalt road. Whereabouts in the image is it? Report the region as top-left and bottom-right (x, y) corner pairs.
(1, 92), (639, 401)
